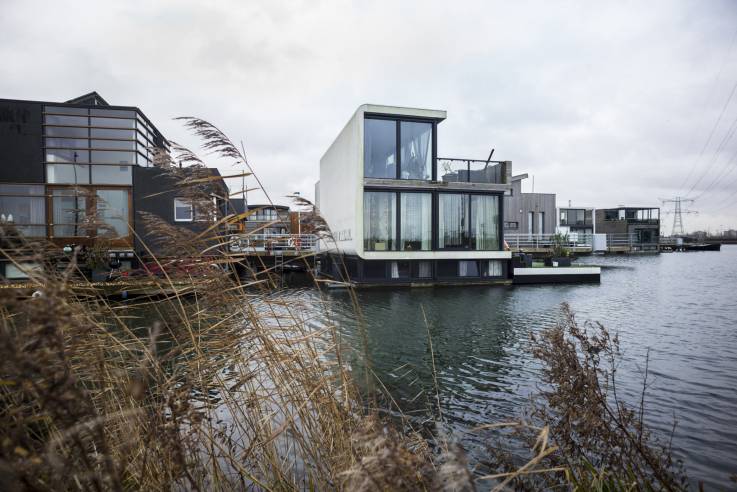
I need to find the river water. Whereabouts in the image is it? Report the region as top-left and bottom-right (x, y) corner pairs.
(318, 246), (737, 488)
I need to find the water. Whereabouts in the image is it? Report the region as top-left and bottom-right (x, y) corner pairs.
(321, 246), (737, 488)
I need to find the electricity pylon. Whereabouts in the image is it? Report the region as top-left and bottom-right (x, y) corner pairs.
(660, 197), (697, 236)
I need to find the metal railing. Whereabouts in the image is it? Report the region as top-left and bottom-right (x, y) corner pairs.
(229, 233), (318, 253)
(437, 158), (506, 184)
(505, 233), (593, 249)
(605, 233), (659, 251)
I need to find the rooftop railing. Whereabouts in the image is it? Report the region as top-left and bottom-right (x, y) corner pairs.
(436, 158), (506, 185)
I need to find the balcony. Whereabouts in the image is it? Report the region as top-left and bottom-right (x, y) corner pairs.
(437, 158), (507, 184)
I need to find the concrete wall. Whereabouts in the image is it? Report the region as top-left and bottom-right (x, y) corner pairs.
(0, 100), (44, 183)
(318, 107), (363, 255)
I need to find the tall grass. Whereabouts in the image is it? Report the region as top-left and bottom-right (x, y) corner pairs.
(0, 120), (691, 491)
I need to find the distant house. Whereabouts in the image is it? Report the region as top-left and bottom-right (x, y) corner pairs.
(558, 206), (596, 235)
(503, 173), (556, 235)
(594, 207), (660, 251)
(0, 91), (228, 279)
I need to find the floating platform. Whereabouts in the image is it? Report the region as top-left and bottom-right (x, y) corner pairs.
(513, 266), (601, 284)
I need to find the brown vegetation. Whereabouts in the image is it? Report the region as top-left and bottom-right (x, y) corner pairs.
(0, 120), (694, 491)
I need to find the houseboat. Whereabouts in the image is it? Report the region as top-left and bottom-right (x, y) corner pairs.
(0, 91), (229, 281)
(315, 104), (513, 286)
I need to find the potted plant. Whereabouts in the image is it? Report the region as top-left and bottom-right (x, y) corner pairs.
(545, 233), (572, 267)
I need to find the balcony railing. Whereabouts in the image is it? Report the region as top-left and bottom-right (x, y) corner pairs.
(505, 233), (593, 249)
(437, 158), (506, 184)
(229, 233), (318, 254)
(559, 220), (594, 227)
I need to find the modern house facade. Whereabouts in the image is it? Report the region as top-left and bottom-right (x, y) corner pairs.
(502, 173), (556, 236)
(316, 104), (513, 286)
(558, 206), (596, 235)
(594, 207), (660, 251)
(0, 92), (228, 279)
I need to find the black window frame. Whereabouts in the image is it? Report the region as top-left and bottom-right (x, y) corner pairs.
(363, 187), (504, 252)
(363, 114), (438, 181)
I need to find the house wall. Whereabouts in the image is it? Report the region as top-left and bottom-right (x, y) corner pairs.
(504, 182), (556, 234)
(318, 107), (363, 255)
(0, 100), (44, 183)
(132, 166), (227, 257)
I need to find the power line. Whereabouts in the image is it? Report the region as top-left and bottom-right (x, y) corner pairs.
(677, 25), (737, 196)
(660, 197), (697, 236)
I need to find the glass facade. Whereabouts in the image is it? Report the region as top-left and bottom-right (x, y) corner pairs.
(400, 192), (431, 251)
(0, 185), (46, 237)
(363, 191), (396, 251)
(364, 117), (434, 180)
(96, 189), (129, 237)
(43, 105), (163, 170)
(51, 189), (88, 238)
(438, 193), (469, 248)
(438, 193), (499, 250)
(400, 121), (432, 180)
(364, 119), (396, 179)
(470, 195), (500, 250)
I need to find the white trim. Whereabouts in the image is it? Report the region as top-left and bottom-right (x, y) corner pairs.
(362, 251), (511, 260)
(514, 267), (600, 276)
(173, 197), (193, 222)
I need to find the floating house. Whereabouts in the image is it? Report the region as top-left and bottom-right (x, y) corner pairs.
(557, 206), (596, 235)
(315, 104), (513, 286)
(503, 173), (556, 235)
(594, 206), (660, 252)
(0, 91), (229, 279)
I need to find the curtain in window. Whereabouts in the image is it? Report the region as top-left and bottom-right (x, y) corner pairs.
(472, 195), (499, 250)
(439, 194), (468, 248)
(400, 122), (432, 180)
(400, 193), (431, 250)
(363, 192), (396, 251)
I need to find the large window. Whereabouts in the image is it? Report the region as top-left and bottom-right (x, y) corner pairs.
(51, 189), (88, 237)
(96, 189), (129, 237)
(439, 193), (500, 250)
(363, 191), (396, 251)
(400, 193), (431, 251)
(43, 106), (163, 169)
(0, 185), (46, 237)
(400, 121), (432, 180)
(438, 193), (469, 248)
(471, 195), (500, 250)
(364, 119), (396, 179)
(364, 117), (434, 180)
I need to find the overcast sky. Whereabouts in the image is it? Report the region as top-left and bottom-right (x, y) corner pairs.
(2, 0), (736, 232)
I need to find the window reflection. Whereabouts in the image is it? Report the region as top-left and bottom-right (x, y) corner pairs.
(364, 119), (396, 179)
(400, 121), (432, 180)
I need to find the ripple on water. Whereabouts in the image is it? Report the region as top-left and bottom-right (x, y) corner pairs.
(317, 246), (737, 489)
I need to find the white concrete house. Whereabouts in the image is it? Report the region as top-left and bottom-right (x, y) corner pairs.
(315, 104), (514, 285)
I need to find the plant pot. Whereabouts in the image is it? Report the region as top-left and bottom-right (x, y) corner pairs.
(544, 257), (571, 267)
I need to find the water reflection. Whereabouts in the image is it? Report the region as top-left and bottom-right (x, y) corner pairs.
(325, 247), (737, 489)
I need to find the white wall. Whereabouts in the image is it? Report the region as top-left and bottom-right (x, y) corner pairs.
(318, 108), (362, 255)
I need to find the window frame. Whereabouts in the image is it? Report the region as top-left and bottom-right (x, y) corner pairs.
(363, 114), (438, 181)
(173, 197), (194, 223)
(363, 187), (504, 252)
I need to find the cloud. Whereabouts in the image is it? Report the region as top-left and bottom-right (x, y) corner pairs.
(1, 0), (736, 231)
